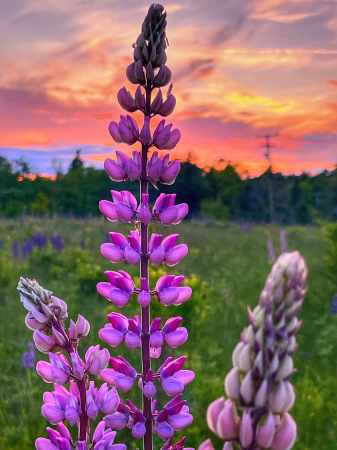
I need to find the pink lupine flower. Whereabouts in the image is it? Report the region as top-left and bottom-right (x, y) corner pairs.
(152, 120), (180, 150)
(101, 232), (141, 266)
(97, 270), (134, 307)
(42, 353), (71, 385)
(117, 87), (137, 112)
(99, 190), (138, 223)
(85, 345), (110, 376)
(138, 278), (152, 307)
(153, 193), (188, 226)
(162, 317), (188, 347)
(148, 152), (181, 186)
(42, 385), (81, 426)
(153, 64), (172, 88)
(150, 317), (164, 358)
(135, 86), (145, 109)
(33, 330), (57, 353)
(156, 275), (192, 306)
(91, 421), (127, 450)
(105, 401), (130, 430)
(100, 356), (137, 392)
(149, 234), (188, 267)
(158, 93), (176, 117)
(155, 395), (193, 440)
(159, 357), (195, 396)
(36, 436), (72, 450)
(140, 369), (156, 399)
(100, 312), (129, 347)
(104, 151), (141, 183)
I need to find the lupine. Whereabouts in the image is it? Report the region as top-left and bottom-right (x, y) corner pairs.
(22, 341), (36, 369)
(201, 251), (308, 450)
(16, 6), (194, 450)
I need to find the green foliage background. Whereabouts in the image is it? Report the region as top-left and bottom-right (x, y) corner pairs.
(0, 218), (337, 449)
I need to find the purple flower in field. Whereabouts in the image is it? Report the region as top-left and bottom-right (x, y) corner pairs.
(159, 356), (195, 396)
(100, 356), (137, 393)
(149, 317), (188, 359)
(92, 420), (127, 450)
(155, 275), (192, 306)
(153, 194), (188, 226)
(109, 115), (140, 146)
(0, 241), (3, 249)
(152, 120), (181, 150)
(99, 312), (141, 351)
(149, 233), (188, 266)
(12, 241), (19, 260)
(148, 152), (181, 186)
(97, 270), (135, 307)
(101, 231), (141, 266)
(330, 293), (337, 314)
(22, 342), (36, 368)
(36, 423), (72, 450)
(154, 395), (193, 440)
(104, 151), (141, 182)
(51, 233), (63, 253)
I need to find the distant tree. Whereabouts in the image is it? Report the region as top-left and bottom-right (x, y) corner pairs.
(13, 157), (34, 177)
(30, 192), (50, 215)
(0, 157), (12, 173)
(51, 158), (64, 178)
(68, 149), (84, 172)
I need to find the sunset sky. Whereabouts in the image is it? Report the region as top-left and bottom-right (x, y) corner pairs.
(1, 0), (337, 176)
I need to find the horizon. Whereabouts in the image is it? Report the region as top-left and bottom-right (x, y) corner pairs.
(1, 0), (337, 176)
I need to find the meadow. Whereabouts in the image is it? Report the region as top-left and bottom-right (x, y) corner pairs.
(0, 217), (336, 450)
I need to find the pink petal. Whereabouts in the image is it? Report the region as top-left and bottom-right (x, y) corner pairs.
(99, 327), (125, 347)
(124, 247), (140, 266)
(164, 328), (188, 348)
(101, 244), (124, 263)
(173, 286), (192, 305)
(165, 244), (188, 267)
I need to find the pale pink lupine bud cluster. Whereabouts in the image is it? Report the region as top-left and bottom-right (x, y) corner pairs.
(17, 277), (128, 450)
(201, 251), (308, 450)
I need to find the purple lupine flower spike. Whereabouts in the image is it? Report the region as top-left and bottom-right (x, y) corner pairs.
(22, 341), (36, 368)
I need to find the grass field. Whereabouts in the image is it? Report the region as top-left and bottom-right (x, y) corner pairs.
(0, 217), (336, 450)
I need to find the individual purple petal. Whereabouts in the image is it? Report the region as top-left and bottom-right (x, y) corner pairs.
(108, 289), (131, 308)
(172, 204), (188, 225)
(150, 331), (164, 348)
(157, 422), (174, 440)
(162, 378), (185, 396)
(35, 438), (58, 450)
(164, 328), (188, 347)
(104, 159), (127, 182)
(33, 330), (56, 353)
(101, 244), (124, 263)
(124, 247), (140, 266)
(41, 404), (65, 425)
(109, 122), (123, 144)
(143, 381), (156, 399)
(165, 244), (188, 267)
(104, 412), (129, 430)
(150, 246), (165, 265)
(159, 206), (179, 226)
(117, 87), (137, 112)
(99, 326), (125, 347)
(36, 361), (54, 383)
(97, 282), (113, 299)
(162, 234), (179, 251)
(132, 422), (146, 439)
(160, 159), (181, 185)
(159, 287), (180, 306)
(168, 413), (193, 431)
(125, 331), (141, 350)
(116, 203), (134, 222)
(164, 129), (181, 150)
(173, 287), (192, 305)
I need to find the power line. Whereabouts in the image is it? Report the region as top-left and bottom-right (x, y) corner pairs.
(257, 133), (278, 223)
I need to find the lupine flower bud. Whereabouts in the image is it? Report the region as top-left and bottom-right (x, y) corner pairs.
(139, 116), (152, 145)
(97, 271), (134, 308)
(156, 275), (192, 306)
(117, 87), (137, 112)
(159, 94), (176, 117)
(136, 194), (152, 225)
(115, 115), (139, 145)
(152, 89), (163, 113)
(76, 314), (90, 338)
(100, 356), (137, 392)
(85, 345), (110, 376)
(160, 159), (180, 185)
(33, 330), (56, 353)
(135, 86), (146, 109)
(138, 277), (152, 307)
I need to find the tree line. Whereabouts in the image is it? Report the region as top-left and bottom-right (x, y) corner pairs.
(0, 152), (336, 224)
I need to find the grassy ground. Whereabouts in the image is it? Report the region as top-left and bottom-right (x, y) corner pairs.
(0, 217), (336, 450)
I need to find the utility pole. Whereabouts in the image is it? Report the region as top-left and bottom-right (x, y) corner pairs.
(257, 133), (278, 223)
